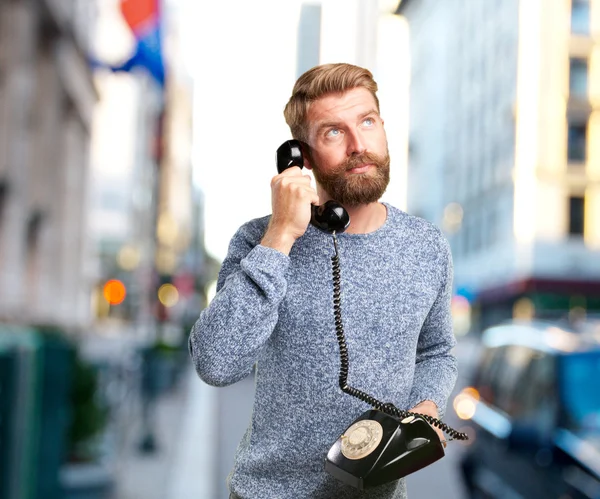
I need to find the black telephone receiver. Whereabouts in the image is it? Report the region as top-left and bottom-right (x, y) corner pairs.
(276, 140), (350, 234)
(275, 140), (468, 490)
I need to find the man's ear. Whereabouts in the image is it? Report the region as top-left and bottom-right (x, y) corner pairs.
(299, 141), (313, 170)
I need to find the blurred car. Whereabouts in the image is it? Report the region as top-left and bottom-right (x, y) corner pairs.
(455, 320), (600, 499)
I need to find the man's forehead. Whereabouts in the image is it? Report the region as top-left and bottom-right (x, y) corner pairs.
(307, 88), (378, 124)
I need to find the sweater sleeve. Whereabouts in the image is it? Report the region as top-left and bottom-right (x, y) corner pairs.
(189, 221), (290, 387)
(407, 234), (458, 418)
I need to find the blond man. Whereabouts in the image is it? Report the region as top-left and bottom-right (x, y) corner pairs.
(190, 63), (457, 499)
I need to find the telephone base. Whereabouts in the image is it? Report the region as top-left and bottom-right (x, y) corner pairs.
(325, 409), (445, 490)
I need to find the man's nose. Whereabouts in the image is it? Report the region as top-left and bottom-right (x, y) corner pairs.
(346, 131), (366, 156)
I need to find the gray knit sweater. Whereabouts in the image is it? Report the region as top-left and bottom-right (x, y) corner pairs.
(189, 203), (457, 499)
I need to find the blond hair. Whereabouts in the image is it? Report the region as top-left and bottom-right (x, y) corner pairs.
(283, 63), (379, 142)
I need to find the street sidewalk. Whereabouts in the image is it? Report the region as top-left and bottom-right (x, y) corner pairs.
(113, 366), (220, 499)
(80, 327), (222, 499)
(166, 368), (220, 499)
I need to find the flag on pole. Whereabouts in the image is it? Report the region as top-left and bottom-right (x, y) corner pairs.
(113, 0), (165, 87)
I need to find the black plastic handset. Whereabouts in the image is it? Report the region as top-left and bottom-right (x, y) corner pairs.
(276, 140), (350, 234)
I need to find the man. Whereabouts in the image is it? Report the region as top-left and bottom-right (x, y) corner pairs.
(189, 63), (457, 499)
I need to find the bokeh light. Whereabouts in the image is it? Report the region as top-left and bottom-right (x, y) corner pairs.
(451, 295), (472, 336)
(453, 387), (480, 420)
(117, 244), (141, 270)
(158, 283), (179, 307)
(103, 279), (127, 305)
(513, 297), (535, 320)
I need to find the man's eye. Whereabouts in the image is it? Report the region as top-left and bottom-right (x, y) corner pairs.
(363, 118), (374, 126)
(326, 128), (340, 137)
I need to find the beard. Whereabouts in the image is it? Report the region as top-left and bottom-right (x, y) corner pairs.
(310, 150), (391, 207)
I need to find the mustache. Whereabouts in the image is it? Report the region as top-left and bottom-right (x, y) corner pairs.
(338, 152), (387, 172)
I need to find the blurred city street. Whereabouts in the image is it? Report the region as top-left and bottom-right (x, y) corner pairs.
(1, 0), (600, 498)
(80, 333), (479, 499)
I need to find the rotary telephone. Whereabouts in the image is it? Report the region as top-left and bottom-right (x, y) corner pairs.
(276, 139), (468, 490)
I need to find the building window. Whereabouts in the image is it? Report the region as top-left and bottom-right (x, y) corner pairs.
(569, 58), (588, 98)
(0, 180), (7, 264)
(569, 196), (585, 236)
(25, 209), (44, 292)
(567, 123), (587, 162)
(0, 180), (7, 224)
(571, 0), (590, 35)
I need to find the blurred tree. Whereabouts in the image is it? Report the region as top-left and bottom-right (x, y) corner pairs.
(67, 355), (109, 463)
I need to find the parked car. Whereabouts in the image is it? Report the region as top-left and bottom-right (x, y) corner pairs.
(455, 320), (600, 499)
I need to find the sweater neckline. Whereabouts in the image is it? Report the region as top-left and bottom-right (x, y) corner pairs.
(307, 202), (395, 241)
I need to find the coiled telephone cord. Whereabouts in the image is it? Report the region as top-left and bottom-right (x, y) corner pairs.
(330, 233), (468, 442)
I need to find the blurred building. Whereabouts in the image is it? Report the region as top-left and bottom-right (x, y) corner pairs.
(0, 0), (97, 329)
(296, 3), (322, 77)
(154, 2), (209, 332)
(398, 0), (600, 329)
(89, 0), (208, 338)
(296, 0), (410, 210)
(89, 0), (163, 333)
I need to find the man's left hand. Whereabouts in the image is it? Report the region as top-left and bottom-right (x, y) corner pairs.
(409, 400), (446, 447)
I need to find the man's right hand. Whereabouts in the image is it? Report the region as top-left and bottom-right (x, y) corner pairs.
(260, 167), (319, 255)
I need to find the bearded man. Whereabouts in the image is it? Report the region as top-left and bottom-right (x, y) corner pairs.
(189, 63), (458, 499)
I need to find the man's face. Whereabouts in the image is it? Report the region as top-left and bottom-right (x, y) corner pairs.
(305, 87), (390, 207)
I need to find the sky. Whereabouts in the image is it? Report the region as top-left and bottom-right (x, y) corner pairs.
(180, 0), (306, 261)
